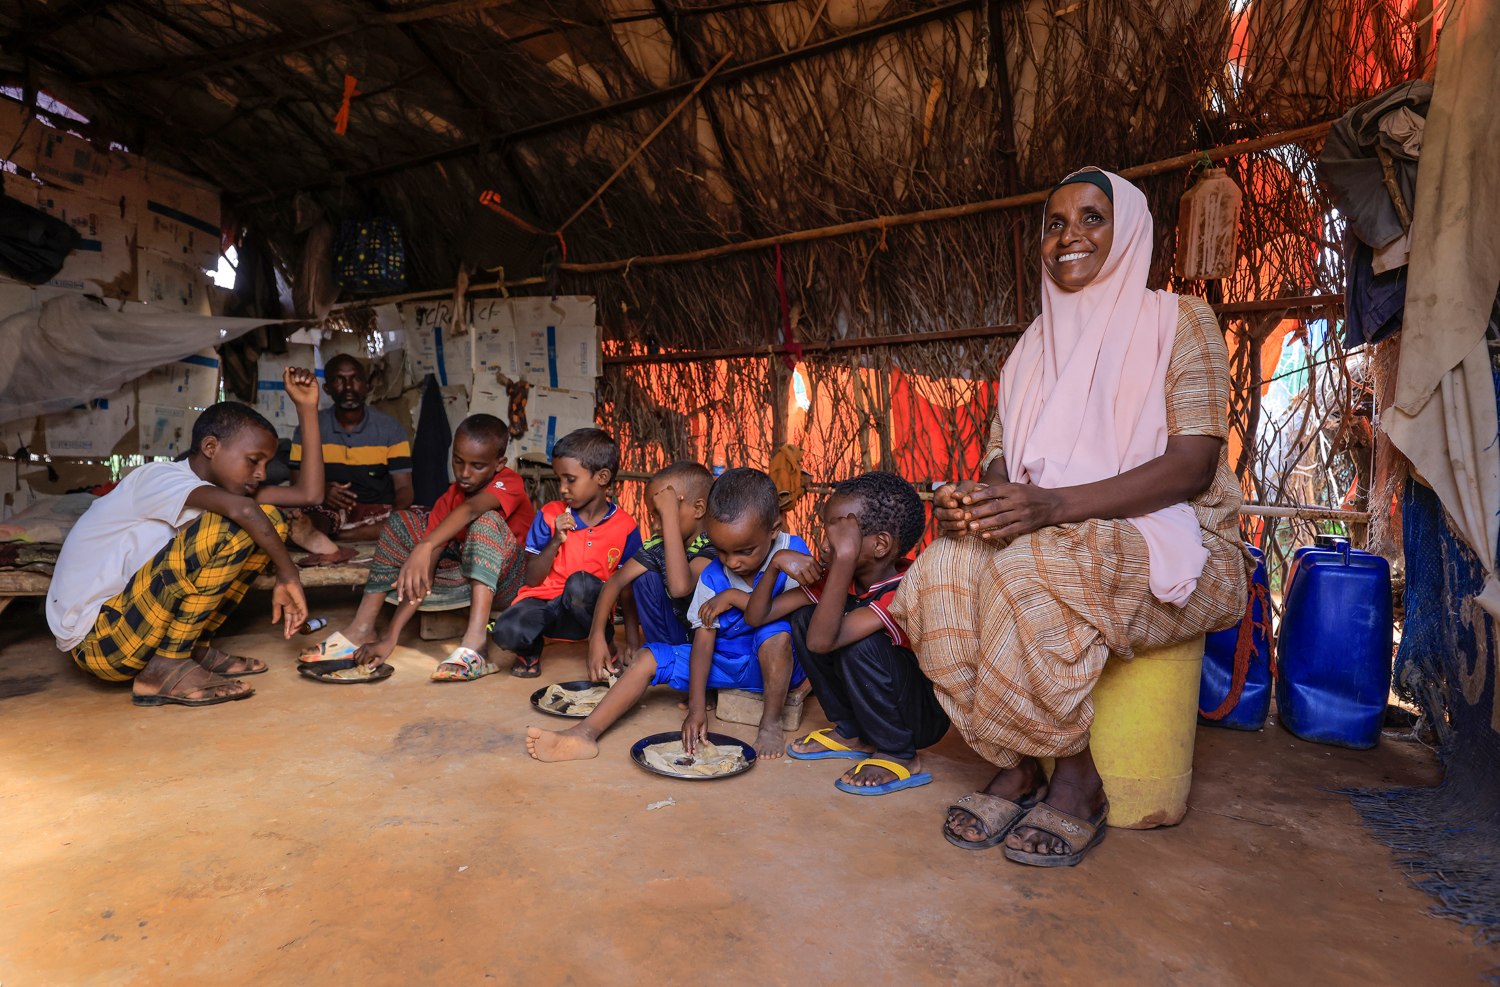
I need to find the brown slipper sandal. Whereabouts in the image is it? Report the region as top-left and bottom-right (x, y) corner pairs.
(194, 646), (268, 677)
(1001, 799), (1110, 867)
(133, 662), (255, 708)
(510, 655), (541, 678)
(943, 787), (1046, 850)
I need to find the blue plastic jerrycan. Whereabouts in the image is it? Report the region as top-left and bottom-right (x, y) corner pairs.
(1276, 539), (1393, 749)
(1199, 545), (1271, 730)
(1285, 533), (1349, 589)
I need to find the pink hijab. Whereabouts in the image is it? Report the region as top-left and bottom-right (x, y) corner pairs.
(997, 169), (1208, 605)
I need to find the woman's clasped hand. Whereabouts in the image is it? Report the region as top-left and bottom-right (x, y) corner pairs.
(933, 481), (1066, 543)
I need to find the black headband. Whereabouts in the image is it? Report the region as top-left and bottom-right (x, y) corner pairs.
(1049, 170), (1114, 204)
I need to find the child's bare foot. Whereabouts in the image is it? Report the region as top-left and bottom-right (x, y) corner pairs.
(755, 723), (787, 759)
(790, 678), (812, 703)
(343, 625), (379, 646)
(289, 513), (339, 556)
(526, 725), (600, 762)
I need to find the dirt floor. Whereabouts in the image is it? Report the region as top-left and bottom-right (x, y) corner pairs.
(0, 588), (1493, 986)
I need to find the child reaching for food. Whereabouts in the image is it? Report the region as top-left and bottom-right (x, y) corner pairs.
(525, 468), (806, 763)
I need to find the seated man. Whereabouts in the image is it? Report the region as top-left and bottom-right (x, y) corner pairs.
(289, 353), (413, 559)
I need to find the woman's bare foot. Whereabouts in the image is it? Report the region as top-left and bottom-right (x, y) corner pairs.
(755, 722), (787, 760)
(787, 728), (873, 757)
(946, 757), (1047, 844)
(289, 512), (339, 556)
(526, 725), (600, 762)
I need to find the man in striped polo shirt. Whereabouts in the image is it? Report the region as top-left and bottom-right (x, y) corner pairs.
(289, 354), (413, 555)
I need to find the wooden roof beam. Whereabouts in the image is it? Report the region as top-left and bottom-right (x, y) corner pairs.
(0, 0), (116, 46)
(71, 0), (803, 89)
(245, 0), (984, 203)
(647, 0), (766, 237)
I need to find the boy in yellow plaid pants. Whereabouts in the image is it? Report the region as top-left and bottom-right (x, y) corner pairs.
(48, 369), (329, 708)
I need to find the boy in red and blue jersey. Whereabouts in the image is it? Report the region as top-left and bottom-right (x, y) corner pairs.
(491, 428), (641, 677)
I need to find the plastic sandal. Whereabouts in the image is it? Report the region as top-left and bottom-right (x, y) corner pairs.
(833, 757), (933, 796)
(787, 727), (871, 761)
(431, 646), (499, 682)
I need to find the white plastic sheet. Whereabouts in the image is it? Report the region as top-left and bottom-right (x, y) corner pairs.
(0, 294), (274, 424)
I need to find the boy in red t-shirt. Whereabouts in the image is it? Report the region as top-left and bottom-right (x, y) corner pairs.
(491, 428), (641, 677)
(302, 414), (535, 680)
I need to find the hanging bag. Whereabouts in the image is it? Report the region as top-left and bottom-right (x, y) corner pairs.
(333, 216), (407, 294)
(0, 187), (81, 284)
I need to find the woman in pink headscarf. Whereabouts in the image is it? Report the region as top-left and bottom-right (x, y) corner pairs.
(888, 169), (1248, 866)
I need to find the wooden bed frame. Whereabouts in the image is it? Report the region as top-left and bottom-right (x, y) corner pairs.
(0, 545), (379, 622)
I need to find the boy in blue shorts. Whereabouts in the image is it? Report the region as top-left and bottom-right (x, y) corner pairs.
(583, 461), (716, 681)
(526, 468), (807, 763)
(491, 428), (641, 677)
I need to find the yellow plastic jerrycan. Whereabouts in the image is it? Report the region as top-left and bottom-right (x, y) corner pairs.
(1089, 635), (1206, 829)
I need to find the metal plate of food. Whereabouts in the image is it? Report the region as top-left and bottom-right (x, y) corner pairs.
(629, 731), (757, 780)
(530, 680), (610, 718)
(297, 658), (394, 684)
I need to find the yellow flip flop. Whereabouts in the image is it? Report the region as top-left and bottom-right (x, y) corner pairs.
(787, 727), (871, 761)
(835, 758), (933, 796)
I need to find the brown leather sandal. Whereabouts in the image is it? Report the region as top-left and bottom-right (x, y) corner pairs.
(1001, 800), (1110, 867)
(943, 787), (1046, 850)
(132, 662), (255, 708)
(194, 646), (268, 676)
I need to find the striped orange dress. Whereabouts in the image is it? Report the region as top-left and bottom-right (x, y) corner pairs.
(889, 296), (1249, 768)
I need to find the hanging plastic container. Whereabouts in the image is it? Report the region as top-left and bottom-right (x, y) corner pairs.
(1176, 167), (1243, 280)
(1276, 541), (1393, 749)
(1199, 545), (1271, 730)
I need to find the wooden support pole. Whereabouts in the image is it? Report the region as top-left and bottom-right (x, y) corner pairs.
(335, 131), (1344, 312)
(1238, 504), (1370, 522)
(550, 121), (1336, 276)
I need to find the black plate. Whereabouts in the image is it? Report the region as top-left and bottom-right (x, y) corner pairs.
(298, 658), (394, 684)
(629, 731), (757, 780)
(530, 679), (607, 718)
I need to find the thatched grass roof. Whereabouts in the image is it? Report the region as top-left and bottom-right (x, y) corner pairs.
(2, 0), (1431, 340)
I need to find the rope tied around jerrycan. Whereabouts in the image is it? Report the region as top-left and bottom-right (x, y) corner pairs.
(1198, 580), (1273, 720)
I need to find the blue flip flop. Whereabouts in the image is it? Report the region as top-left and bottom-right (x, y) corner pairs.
(834, 757), (933, 796)
(787, 727), (871, 761)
